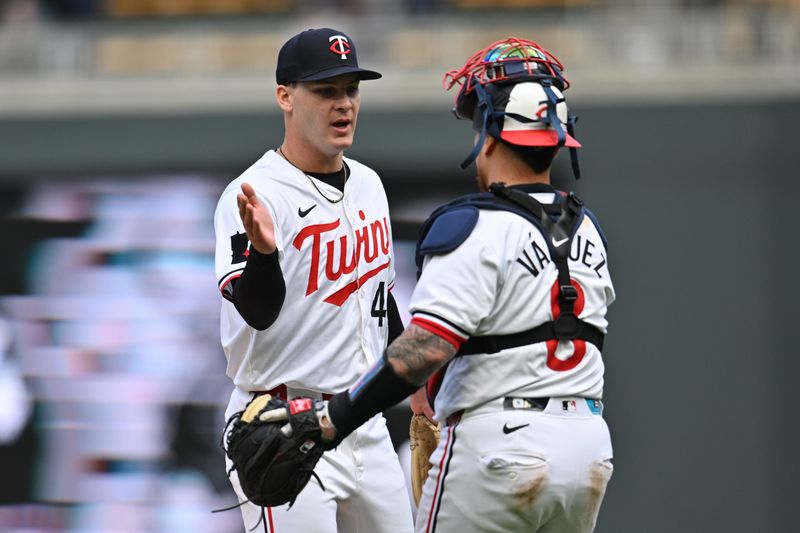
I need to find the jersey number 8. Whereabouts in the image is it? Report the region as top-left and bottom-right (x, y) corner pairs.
(546, 279), (587, 372)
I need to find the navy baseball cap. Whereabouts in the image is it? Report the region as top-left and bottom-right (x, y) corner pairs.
(276, 28), (382, 85)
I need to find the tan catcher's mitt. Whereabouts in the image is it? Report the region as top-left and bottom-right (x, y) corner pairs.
(409, 413), (441, 505)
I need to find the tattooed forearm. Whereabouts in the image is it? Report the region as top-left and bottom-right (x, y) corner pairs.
(386, 324), (457, 386)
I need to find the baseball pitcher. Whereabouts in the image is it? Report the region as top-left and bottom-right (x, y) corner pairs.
(214, 28), (414, 533)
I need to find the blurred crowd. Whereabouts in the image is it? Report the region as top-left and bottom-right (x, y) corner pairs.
(0, 177), (240, 531)
(1, 0), (797, 22)
(0, 176), (420, 532)
(5, 0), (453, 21)
(2, 0), (797, 81)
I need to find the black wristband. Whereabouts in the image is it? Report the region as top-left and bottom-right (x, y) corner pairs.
(327, 356), (417, 447)
(232, 248), (285, 330)
(246, 246), (278, 267)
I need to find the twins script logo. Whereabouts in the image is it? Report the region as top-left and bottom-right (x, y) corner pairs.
(328, 35), (351, 59)
(293, 210), (390, 306)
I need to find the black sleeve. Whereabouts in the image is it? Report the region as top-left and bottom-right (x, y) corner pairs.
(327, 355), (418, 448)
(386, 291), (405, 344)
(230, 248), (285, 331)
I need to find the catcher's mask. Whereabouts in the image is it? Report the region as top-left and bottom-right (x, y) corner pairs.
(444, 37), (581, 177)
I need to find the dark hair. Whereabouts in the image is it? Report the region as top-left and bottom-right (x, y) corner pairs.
(500, 140), (558, 174)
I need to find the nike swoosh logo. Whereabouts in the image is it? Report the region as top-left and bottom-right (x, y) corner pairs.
(502, 423), (530, 434)
(551, 236), (569, 248)
(298, 204), (317, 218)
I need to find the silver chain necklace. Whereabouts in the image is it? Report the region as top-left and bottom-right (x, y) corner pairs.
(277, 147), (348, 204)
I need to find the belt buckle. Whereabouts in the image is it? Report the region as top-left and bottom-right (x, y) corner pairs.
(503, 397), (549, 411)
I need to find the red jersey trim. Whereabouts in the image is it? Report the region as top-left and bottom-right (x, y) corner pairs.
(218, 271), (243, 293)
(411, 317), (465, 350)
(323, 260), (390, 306)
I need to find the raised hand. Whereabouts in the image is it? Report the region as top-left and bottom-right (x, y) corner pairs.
(237, 182), (276, 254)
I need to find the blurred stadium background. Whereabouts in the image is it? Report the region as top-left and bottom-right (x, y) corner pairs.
(0, 1), (798, 532)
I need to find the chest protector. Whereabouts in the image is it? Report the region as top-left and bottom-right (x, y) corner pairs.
(415, 182), (605, 356)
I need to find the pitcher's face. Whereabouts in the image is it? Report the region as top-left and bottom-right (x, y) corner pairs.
(284, 74), (361, 158)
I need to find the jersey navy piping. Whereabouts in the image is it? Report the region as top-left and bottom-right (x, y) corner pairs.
(218, 267), (245, 288)
(414, 311), (471, 337)
(431, 425), (458, 532)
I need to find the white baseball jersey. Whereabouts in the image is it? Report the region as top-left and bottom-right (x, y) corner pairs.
(214, 149), (396, 393)
(410, 188), (615, 420)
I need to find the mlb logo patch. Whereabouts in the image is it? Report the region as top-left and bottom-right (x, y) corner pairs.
(562, 400), (577, 412)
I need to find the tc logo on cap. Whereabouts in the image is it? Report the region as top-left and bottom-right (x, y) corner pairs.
(329, 35), (351, 59)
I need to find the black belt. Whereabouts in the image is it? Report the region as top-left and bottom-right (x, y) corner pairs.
(250, 384), (333, 401)
(502, 397), (549, 411)
(445, 396), (551, 426)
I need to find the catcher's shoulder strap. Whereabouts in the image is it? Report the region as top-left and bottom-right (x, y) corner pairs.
(414, 187), (551, 277)
(415, 182), (605, 354)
